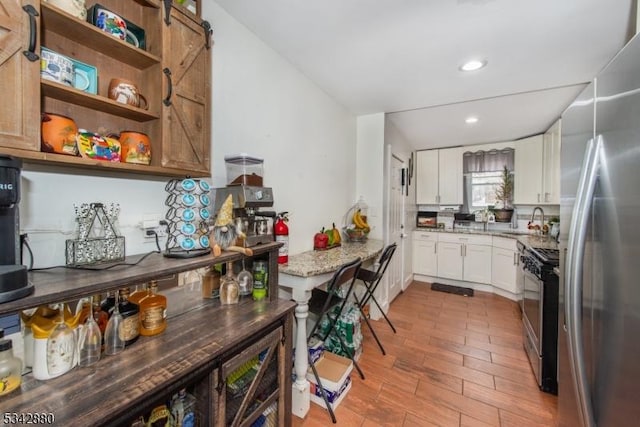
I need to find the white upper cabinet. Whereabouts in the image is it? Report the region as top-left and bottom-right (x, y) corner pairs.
(416, 147), (463, 205)
(542, 118), (561, 204)
(416, 150), (439, 204)
(514, 122), (561, 205)
(438, 146), (463, 205)
(514, 134), (544, 204)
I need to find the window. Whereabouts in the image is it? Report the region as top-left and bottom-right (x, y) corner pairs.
(470, 171), (505, 209)
(462, 147), (515, 213)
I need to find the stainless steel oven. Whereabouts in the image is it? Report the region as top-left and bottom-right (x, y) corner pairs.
(520, 246), (559, 394)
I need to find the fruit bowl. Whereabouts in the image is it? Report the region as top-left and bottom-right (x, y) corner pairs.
(344, 227), (369, 242)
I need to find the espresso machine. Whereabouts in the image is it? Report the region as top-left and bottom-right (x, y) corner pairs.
(212, 186), (276, 247)
(0, 156), (33, 303)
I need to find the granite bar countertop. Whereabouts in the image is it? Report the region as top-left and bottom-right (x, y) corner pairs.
(279, 239), (384, 277)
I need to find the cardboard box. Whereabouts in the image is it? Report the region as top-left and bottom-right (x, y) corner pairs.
(308, 337), (325, 365)
(309, 378), (352, 410)
(307, 351), (353, 391)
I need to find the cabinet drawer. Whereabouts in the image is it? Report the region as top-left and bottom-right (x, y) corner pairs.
(413, 231), (438, 241)
(492, 236), (517, 251)
(438, 232), (492, 245)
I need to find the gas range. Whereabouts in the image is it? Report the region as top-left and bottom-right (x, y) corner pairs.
(528, 247), (560, 266)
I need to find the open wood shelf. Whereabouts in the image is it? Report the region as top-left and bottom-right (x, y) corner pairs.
(2, 298), (294, 426)
(42, 80), (160, 121)
(0, 146), (210, 178)
(41, 3), (161, 70)
(0, 242), (281, 316)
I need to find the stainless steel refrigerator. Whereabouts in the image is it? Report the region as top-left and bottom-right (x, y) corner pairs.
(559, 34), (640, 426)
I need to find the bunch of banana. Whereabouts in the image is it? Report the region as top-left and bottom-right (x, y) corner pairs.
(352, 209), (370, 232)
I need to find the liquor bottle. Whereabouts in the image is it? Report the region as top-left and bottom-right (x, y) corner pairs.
(91, 294), (109, 338)
(139, 281), (167, 336)
(117, 288), (140, 346)
(129, 283), (149, 306)
(101, 290), (116, 316)
(252, 260), (268, 301)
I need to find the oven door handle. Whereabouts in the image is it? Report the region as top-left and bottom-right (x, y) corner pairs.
(566, 136), (601, 427)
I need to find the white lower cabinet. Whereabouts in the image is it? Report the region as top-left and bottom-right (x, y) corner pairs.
(436, 233), (492, 284)
(436, 241), (463, 280)
(413, 232), (522, 300)
(413, 231), (438, 276)
(491, 237), (518, 294)
(463, 244), (492, 284)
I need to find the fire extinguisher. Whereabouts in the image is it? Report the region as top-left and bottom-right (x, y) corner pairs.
(274, 212), (289, 264)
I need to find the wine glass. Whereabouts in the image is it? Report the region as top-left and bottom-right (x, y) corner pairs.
(46, 303), (75, 378)
(237, 259), (253, 296)
(78, 296), (102, 367)
(104, 291), (124, 355)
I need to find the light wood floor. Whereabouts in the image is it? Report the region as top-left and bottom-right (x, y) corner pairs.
(292, 280), (558, 426)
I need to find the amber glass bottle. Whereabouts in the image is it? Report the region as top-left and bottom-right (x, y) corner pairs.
(139, 281), (167, 336)
(129, 283), (149, 306)
(117, 288), (140, 346)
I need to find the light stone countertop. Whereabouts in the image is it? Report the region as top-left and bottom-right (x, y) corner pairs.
(279, 239), (384, 277)
(413, 228), (559, 250)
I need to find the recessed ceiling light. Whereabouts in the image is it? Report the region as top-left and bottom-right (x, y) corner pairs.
(459, 59), (487, 72)
(465, 116), (479, 124)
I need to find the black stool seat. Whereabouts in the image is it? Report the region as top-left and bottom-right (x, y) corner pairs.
(354, 243), (398, 355)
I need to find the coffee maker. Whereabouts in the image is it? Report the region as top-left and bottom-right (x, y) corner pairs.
(212, 186), (276, 247)
(0, 156), (33, 303)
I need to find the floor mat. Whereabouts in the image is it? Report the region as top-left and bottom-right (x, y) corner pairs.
(431, 282), (474, 297)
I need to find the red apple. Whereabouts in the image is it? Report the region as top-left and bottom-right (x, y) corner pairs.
(314, 227), (329, 249)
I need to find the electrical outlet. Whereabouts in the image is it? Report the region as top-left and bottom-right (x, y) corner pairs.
(142, 217), (168, 239)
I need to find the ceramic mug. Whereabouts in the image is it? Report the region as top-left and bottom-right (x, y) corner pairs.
(40, 48), (74, 87)
(118, 130), (151, 165)
(93, 7), (127, 41)
(108, 78), (148, 109)
(41, 113), (79, 156)
(73, 69), (90, 92)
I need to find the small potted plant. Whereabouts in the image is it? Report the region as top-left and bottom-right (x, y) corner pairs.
(493, 165), (514, 222)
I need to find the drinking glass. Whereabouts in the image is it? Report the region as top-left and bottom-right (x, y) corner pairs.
(104, 292), (124, 355)
(78, 296), (102, 366)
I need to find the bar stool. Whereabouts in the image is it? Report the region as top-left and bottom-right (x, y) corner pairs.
(307, 257), (363, 423)
(354, 243), (397, 355)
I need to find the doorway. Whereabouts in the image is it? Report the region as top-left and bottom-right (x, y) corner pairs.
(388, 153), (404, 302)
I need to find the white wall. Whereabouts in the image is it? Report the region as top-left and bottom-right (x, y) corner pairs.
(355, 113), (385, 240)
(205, 1), (357, 255)
(17, 3), (357, 268)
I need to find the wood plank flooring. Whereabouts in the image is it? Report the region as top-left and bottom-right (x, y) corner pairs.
(291, 280), (558, 426)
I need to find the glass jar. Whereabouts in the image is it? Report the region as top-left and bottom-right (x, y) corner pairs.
(0, 338), (22, 396)
(201, 265), (221, 299)
(220, 262), (239, 305)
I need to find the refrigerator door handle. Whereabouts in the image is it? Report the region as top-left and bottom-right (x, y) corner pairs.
(566, 136), (602, 427)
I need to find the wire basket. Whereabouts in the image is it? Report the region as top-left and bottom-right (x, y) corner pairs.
(343, 227), (369, 242)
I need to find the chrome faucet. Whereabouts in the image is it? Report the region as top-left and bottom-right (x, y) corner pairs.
(530, 206), (545, 230)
